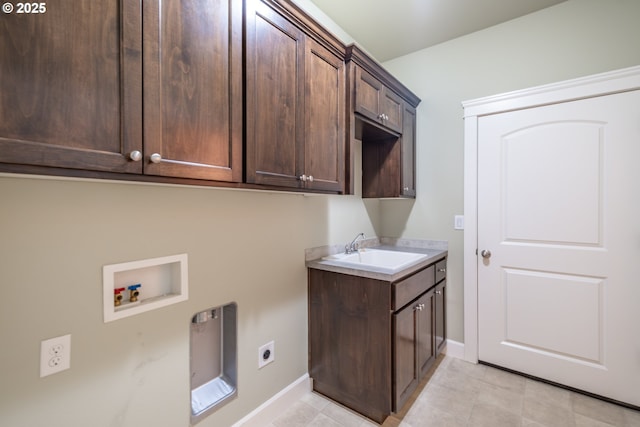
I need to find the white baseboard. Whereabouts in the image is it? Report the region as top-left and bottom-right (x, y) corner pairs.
(443, 339), (465, 359)
(232, 374), (311, 427)
(234, 341), (465, 426)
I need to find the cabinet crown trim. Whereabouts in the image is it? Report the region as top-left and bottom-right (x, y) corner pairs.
(346, 44), (421, 108)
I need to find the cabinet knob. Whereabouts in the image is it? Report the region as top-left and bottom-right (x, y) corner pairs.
(307, 175), (314, 182)
(403, 187), (409, 192)
(377, 113), (386, 121)
(150, 153), (162, 164)
(129, 150), (142, 162)
(435, 290), (442, 295)
(299, 174), (307, 182)
(438, 268), (446, 273)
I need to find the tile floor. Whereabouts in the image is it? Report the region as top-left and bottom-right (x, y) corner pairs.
(268, 355), (640, 427)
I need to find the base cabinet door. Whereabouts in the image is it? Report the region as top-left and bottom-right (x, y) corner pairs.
(0, 0), (142, 173)
(394, 290), (434, 411)
(394, 298), (419, 411)
(434, 259), (447, 355)
(435, 281), (447, 355)
(417, 290), (436, 377)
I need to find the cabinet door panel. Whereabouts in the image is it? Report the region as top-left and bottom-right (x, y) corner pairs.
(418, 291), (435, 377)
(304, 40), (345, 192)
(435, 281), (446, 355)
(309, 269), (392, 423)
(382, 89), (403, 133)
(0, 0), (141, 172)
(354, 67), (383, 122)
(393, 302), (418, 411)
(245, 0), (305, 188)
(143, 0), (242, 181)
(401, 105), (416, 197)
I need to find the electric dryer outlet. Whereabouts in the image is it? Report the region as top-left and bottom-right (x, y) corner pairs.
(258, 341), (274, 368)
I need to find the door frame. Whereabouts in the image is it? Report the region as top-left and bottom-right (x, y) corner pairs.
(461, 65), (640, 363)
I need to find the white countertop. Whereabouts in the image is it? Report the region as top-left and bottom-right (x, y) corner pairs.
(305, 237), (447, 282)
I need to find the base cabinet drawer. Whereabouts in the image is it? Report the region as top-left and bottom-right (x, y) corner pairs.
(393, 265), (434, 310)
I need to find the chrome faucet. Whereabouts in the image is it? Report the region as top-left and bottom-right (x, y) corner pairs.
(345, 232), (366, 254)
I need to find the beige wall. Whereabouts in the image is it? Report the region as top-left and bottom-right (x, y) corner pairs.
(2, 1), (640, 426)
(0, 175), (378, 427)
(0, 2), (366, 426)
(381, 0), (640, 343)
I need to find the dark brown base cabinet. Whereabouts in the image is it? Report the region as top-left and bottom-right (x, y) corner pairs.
(308, 257), (446, 424)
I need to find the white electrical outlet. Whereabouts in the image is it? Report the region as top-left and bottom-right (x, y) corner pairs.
(40, 334), (71, 377)
(258, 341), (275, 369)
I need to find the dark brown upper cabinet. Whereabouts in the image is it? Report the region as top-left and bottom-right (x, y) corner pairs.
(354, 67), (403, 134)
(1, 0), (421, 198)
(0, 0), (242, 182)
(245, 0), (346, 193)
(143, 0), (243, 182)
(345, 45), (421, 199)
(0, 0), (142, 173)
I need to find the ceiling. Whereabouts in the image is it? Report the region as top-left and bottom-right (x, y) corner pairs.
(309, 0), (567, 62)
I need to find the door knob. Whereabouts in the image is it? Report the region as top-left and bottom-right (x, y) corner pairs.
(480, 249), (492, 259)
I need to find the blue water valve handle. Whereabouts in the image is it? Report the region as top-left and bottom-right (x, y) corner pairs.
(128, 283), (142, 302)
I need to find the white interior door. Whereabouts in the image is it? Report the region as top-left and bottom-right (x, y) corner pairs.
(477, 89), (640, 406)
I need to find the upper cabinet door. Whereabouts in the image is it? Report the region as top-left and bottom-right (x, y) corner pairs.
(0, 0), (142, 173)
(143, 0), (243, 182)
(401, 105), (417, 197)
(382, 89), (403, 133)
(354, 67), (384, 123)
(304, 39), (345, 193)
(245, 0), (306, 188)
(354, 67), (403, 134)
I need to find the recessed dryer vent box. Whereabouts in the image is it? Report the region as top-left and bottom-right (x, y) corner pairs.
(190, 303), (238, 424)
(103, 254), (188, 322)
